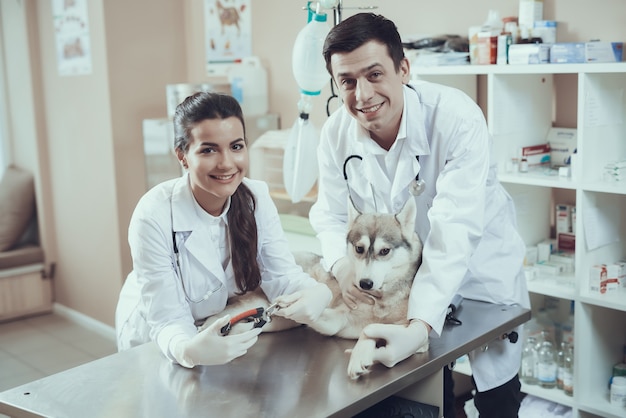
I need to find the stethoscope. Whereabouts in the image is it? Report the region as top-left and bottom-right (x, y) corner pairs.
(342, 154), (426, 211)
(170, 194), (224, 304)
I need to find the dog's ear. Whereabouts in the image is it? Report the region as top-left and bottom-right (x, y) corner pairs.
(396, 198), (417, 235)
(347, 194), (361, 224)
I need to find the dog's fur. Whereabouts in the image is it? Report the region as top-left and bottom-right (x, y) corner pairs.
(201, 198), (423, 378)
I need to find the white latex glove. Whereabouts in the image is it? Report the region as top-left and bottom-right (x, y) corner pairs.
(332, 256), (380, 309)
(272, 283), (332, 325)
(361, 320), (430, 368)
(172, 314), (262, 368)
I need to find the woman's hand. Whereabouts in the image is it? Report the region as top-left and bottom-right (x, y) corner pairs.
(172, 314), (262, 368)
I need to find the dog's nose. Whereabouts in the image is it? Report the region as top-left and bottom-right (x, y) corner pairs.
(359, 279), (373, 290)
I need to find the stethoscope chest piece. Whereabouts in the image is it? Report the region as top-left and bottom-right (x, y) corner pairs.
(410, 178), (426, 196)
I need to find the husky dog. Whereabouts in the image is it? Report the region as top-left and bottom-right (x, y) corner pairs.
(201, 198), (423, 378)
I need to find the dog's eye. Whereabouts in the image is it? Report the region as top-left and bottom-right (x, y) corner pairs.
(355, 246), (365, 254)
(379, 248), (390, 256)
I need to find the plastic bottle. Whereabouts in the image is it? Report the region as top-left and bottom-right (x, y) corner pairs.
(537, 337), (557, 388)
(292, 8), (331, 96)
(611, 376), (626, 406)
(521, 336), (538, 385)
(228, 56), (269, 117)
(562, 345), (574, 396)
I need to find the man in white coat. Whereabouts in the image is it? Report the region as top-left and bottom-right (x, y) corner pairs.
(309, 13), (530, 417)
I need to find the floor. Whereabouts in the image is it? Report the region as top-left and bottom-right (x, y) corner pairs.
(0, 312), (117, 417)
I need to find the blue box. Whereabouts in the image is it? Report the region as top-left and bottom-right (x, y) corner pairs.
(550, 43), (585, 63)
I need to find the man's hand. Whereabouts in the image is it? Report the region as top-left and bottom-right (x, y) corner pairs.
(361, 320), (430, 368)
(272, 283), (332, 324)
(332, 256), (381, 309)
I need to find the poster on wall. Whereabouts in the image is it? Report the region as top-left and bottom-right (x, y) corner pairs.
(52, 0), (93, 76)
(204, 0), (252, 65)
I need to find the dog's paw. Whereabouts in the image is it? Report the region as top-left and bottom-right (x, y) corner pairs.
(346, 337), (377, 380)
(347, 355), (373, 380)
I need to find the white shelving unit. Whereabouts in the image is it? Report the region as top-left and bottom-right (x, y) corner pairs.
(413, 63), (626, 418)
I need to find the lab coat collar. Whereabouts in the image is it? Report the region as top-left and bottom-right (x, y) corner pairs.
(170, 173), (231, 232)
(170, 173), (229, 283)
(403, 84), (431, 157)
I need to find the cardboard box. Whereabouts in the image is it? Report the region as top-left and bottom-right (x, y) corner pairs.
(585, 42), (623, 63)
(508, 43), (550, 64)
(547, 127), (577, 167)
(550, 43), (586, 64)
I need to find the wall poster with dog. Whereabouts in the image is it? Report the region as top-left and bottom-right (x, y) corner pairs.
(204, 0), (252, 63)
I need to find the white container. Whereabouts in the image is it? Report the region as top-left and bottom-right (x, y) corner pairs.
(610, 376), (626, 406)
(228, 56), (269, 117)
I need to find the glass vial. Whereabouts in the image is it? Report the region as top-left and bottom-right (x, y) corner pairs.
(521, 336), (538, 385)
(556, 341), (568, 389)
(537, 338), (557, 388)
(562, 345), (574, 396)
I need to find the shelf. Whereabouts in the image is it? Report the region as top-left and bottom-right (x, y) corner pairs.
(499, 171), (577, 189)
(412, 61), (626, 418)
(526, 275), (576, 300)
(521, 383), (576, 408)
(412, 62), (626, 76)
(581, 180), (626, 195)
(579, 290), (626, 312)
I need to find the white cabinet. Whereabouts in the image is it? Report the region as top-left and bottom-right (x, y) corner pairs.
(413, 63), (626, 418)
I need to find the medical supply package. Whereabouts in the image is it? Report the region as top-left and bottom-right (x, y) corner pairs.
(550, 43), (586, 64)
(585, 42), (624, 63)
(547, 128), (577, 168)
(508, 43), (550, 64)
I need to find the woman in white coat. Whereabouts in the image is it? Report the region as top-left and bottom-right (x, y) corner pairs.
(116, 92), (331, 368)
(309, 13), (530, 417)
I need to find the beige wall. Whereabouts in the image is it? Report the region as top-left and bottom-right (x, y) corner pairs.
(2, 0), (626, 327)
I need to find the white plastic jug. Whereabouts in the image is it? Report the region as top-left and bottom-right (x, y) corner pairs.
(228, 56), (269, 117)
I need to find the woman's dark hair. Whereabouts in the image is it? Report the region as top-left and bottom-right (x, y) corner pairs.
(323, 13), (405, 74)
(173, 92), (261, 294)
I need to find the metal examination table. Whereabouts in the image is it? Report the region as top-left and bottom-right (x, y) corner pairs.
(0, 299), (530, 418)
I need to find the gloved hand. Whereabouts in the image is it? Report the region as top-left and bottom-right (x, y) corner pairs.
(272, 282), (332, 325)
(332, 256), (381, 309)
(361, 319), (430, 368)
(172, 314), (262, 368)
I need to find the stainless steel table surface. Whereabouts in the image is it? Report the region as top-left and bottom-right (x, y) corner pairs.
(0, 299), (530, 418)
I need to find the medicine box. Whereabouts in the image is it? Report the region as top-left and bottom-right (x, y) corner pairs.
(585, 42), (624, 63)
(556, 204), (572, 234)
(521, 143), (551, 166)
(508, 43), (550, 65)
(589, 264), (607, 293)
(550, 43), (585, 64)
(547, 127), (577, 168)
(557, 232), (576, 252)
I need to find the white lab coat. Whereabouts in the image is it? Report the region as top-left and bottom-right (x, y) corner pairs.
(116, 174), (318, 362)
(309, 83), (530, 391)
